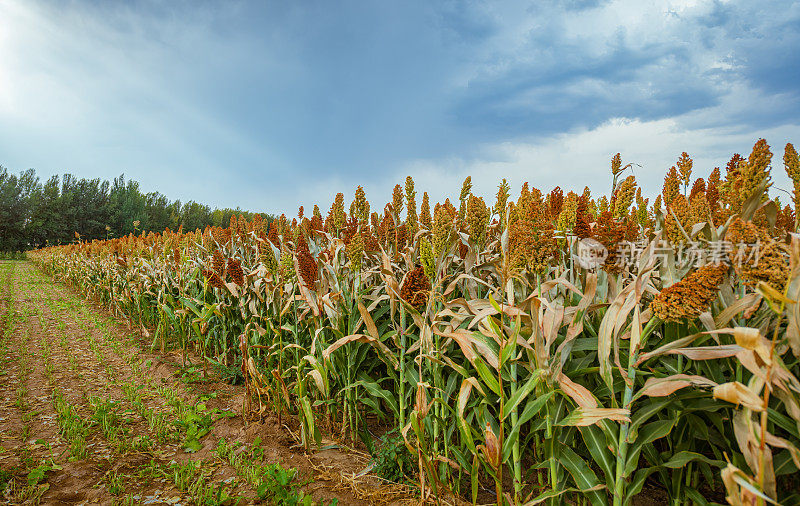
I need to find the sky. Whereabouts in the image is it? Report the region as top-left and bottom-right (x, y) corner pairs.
(1, 0), (799, 214)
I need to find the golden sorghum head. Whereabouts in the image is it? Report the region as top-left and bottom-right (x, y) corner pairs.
(279, 249), (295, 281)
(784, 143), (800, 207)
(295, 234), (318, 286)
(611, 153), (623, 175)
(634, 187), (644, 210)
(625, 211), (639, 242)
(362, 228), (379, 252)
(405, 176), (418, 236)
(203, 269), (225, 290)
(227, 258), (245, 286)
(392, 184), (404, 217)
(509, 218), (556, 276)
(653, 194), (662, 215)
(352, 186), (370, 224)
(341, 215), (359, 245)
(776, 204), (796, 235)
(459, 176), (472, 202)
(466, 194), (490, 246)
(260, 240), (278, 273)
(514, 184), (548, 228)
(419, 192), (432, 231)
(663, 166), (681, 207)
(598, 195), (610, 215)
(458, 176), (472, 224)
(397, 221), (409, 248)
(573, 195), (592, 239)
(706, 180), (720, 213)
(494, 179), (511, 228)
(267, 220), (280, 246)
(311, 205), (322, 227)
(708, 166), (721, 187)
(211, 226), (226, 245)
(725, 217), (766, 247)
(310, 214), (324, 233)
(400, 265), (431, 309)
(518, 182), (531, 210)
(751, 241), (791, 291)
(784, 143), (800, 182)
(725, 218), (789, 291)
(420, 237), (435, 280)
(556, 191), (580, 233)
(548, 187), (564, 220)
(738, 138), (773, 202)
(443, 198), (457, 217)
(689, 190), (711, 225)
(346, 231), (364, 272)
(333, 194), (346, 231)
(722, 153), (744, 201)
(614, 175), (636, 219)
(651, 263), (727, 321)
(721, 151), (750, 210)
(378, 212), (394, 248)
(689, 178), (706, 201)
(212, 249), (225, 277)
(677, 152), (693, 188)
(594, 210), (627, 274)
(432, 203), (455, 257)
(277, 214), (289, 236)
(635, 189), (651, 230)
(229, 215), (238, 234)
(665, 194), (692, 245)
(748, 138), (773, 178)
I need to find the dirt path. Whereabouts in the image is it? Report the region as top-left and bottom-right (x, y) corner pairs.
(0, 261), (408, 505)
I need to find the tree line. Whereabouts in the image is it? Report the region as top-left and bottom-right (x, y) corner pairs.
(0, 166), (272, 251)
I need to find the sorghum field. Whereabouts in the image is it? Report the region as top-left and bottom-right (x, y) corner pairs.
(4, 139), (800, 505)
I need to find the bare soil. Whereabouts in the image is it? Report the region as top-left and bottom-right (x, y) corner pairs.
(0, 261), (408, 505)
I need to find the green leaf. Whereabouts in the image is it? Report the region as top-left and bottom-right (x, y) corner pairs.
(502, 391), (554, 461)
(629, 398), (674, 437)
(355, 379), (399, 419)
(623, 467), (657, 506)
(661, 451), (725, 470)
(579, 424), (614, 487)
(559, 446), (608, 506)
(683, 486), (708, 506)
(774, 449), (800, 476)
(502, 371), (541, 420)
(523, 487), (588, 505)
(628, 419), (676, 447)
(473, 357), (500, 395)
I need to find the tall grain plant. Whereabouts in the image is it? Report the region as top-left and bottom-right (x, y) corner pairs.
(30, 138), (800, 505)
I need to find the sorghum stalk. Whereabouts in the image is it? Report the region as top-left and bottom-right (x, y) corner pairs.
(398, 305), (407, 430)
(613, 318), (660, 506)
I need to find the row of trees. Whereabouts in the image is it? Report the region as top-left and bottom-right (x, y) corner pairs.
(0, 166), (269, 251)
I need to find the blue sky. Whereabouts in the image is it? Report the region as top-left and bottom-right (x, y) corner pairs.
(1, 0), (799, 213)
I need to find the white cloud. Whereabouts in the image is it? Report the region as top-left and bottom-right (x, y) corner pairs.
(1, 0), (798, 217)
(291, 115), (800, 215)
(0, 0), (285, 203)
